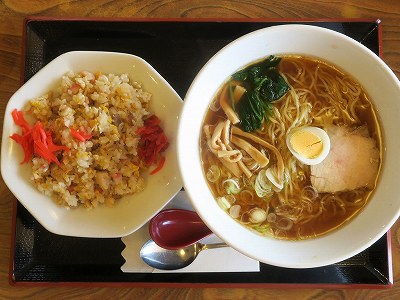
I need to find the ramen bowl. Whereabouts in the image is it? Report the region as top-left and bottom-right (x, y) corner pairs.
(178, 24), (400, 268)
(2, 51), (183, 238)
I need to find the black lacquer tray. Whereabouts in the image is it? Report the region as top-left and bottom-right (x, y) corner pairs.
(10, 17), (392, 287)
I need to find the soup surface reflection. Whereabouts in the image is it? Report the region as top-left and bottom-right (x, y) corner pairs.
(200, 55), (382, 240)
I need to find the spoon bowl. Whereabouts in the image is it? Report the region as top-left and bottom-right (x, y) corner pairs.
(140, 239), (227, 270)
(149, 209), (213, 249)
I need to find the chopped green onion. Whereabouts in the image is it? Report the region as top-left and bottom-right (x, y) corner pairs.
(255, 170), (273, 198)
(206, 165), (221, 182)
(223, 179), (241, 194)
(216, 196), (232, 211)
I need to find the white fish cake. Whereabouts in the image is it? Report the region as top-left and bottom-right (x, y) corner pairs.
(310, 126), (380, 193)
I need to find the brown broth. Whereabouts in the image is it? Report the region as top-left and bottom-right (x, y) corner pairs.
(200, 55), (382, 240)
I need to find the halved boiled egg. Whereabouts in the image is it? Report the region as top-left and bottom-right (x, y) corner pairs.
(286, 126), (330, 165)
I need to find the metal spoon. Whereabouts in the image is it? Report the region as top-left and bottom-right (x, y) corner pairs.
(140, 239), (228, 270)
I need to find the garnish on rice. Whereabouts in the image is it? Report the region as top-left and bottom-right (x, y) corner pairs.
(136, 115), (169, 175)
(10, 109), (68, 166)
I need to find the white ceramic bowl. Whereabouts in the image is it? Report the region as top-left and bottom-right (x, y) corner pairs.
(2, 51), (183, 238)
(178, 25), (400, 268)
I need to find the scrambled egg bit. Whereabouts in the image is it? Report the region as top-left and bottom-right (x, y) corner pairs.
(286, 126), (330, 165)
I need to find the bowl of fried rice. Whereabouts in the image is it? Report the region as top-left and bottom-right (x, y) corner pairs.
(1, 51), (183, 238)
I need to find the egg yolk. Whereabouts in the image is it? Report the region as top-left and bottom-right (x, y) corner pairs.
(290, 130), (323, 159)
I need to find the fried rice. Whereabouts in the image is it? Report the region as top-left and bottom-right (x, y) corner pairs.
(26, 71), (152, 208)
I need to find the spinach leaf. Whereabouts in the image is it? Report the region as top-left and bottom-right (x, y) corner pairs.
(258, 71), (290, 101)
(232, 56), (289, 132)
(232, 55), (282, 83)
(237, 91), (271, 132)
